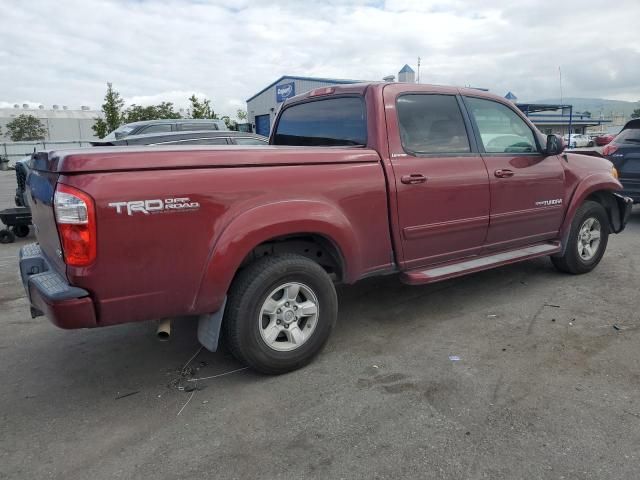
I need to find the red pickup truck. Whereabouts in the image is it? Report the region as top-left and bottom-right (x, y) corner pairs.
(20, 83), (632, 373)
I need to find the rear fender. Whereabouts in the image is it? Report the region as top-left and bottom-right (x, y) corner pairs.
(192, 200), (360, 313)
(558, 174), (622, 254)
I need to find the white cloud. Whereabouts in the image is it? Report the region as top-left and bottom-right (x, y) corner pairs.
(0, 0), (639, 118)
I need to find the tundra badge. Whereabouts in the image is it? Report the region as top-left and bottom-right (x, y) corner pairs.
(535, 199), (563, 207)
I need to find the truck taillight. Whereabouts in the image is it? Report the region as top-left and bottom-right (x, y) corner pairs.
(602, 144), (618, 156)
(54, 184), (96, 266)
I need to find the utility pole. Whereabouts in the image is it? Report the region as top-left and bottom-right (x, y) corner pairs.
(559, 66), (563, 105)
(417, 56), (421, 83)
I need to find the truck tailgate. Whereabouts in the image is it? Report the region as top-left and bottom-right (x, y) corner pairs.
(26, 161), (66, 277)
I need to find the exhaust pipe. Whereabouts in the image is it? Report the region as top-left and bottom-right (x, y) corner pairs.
(156, 318), (171, 341)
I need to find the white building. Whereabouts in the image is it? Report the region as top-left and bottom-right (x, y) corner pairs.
(0, 104), (101, 142)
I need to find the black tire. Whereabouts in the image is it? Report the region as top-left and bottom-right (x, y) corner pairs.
(551, 200), (609, 274)
(588, 141), (594, 147)
(12, 225), (29, 238)
(223, 254), (338, 374)
(0, 229), (15, 244)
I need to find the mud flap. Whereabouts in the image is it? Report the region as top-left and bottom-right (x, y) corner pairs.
(197, 297), (226, 352)
(612, 193), (633, 233)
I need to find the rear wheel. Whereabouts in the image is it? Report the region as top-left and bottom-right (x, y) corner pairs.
(223, 254), (338, 374)
(12, 225), (29, 238)
(552, 201), (609, 274)
(0, 229), (15, 244)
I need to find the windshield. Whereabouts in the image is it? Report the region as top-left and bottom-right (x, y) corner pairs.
(102, 125), (136, 140)
(273, 97), (367, 146)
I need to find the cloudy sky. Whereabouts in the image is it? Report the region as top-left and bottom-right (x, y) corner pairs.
(1, 0), (639, 116)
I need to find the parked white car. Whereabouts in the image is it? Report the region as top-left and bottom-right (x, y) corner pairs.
(563, 134), (594, 148)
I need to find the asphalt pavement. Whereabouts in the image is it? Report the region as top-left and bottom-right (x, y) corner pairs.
(0, 169), (638, 479)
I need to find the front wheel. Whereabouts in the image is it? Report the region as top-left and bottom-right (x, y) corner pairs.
(223, 254), (338, 374)
(551, 200), (609, 274)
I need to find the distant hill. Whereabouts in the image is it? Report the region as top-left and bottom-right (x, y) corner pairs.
(533, 97), (639, 119)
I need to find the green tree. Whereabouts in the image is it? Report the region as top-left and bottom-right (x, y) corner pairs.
(219, 108), (249, 130)
(188, 95), (218, 119)
(221, 115), (236, 130)
(631, 108), (640, 119)
(6, 114), (47, 141)
(93, 82), (124, 138)
(122, 102), (181, 123)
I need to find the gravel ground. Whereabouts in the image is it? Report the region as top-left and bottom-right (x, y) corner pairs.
(0, 168), (638, 480)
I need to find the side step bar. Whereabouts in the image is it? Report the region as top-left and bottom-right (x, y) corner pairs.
(401, 242), (561, 285)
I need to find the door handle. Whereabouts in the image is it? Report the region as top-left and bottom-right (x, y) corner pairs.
(401, 174), (428, 184)
(494, 169), (514, 178)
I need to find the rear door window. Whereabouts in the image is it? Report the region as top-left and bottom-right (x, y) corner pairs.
(139, 124), (173, 134)
(465, 97), (538, 154)
(396, 94), (471, 154)
(179, 123), (219, 131)
(155, 138), (228, 145)
(273, 97), (366, 146)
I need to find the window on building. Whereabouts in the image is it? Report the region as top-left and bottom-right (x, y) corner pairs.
(396, 94), (471, 154)
(273, 97), (366, 146)
(465, 97), (538, 153)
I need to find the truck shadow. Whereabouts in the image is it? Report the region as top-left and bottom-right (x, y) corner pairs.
(12, 255), (553, 387)
(2, 225), (633, 414)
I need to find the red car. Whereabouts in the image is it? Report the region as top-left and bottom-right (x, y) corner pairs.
(20, 83), (632, 373)
(595, 133), (616, 146)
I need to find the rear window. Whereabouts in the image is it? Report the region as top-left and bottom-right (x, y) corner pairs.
(615, 128), (640, 144)
(273, 97), (366, 146)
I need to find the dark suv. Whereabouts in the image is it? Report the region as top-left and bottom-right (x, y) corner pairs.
(102, 118), (228, 140)
(14, 131), (267, 207)
(604, 119), (640, 202)
(91, 130), (267, 147)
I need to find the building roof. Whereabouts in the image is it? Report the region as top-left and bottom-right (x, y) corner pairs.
(516, 102), (611, 127)
(246, 75), (362, 102)
(399, 64), (414, 74)
(0, 107), (100, 120)
(516, 103), (572, 114)
(504, 91), (518, 100)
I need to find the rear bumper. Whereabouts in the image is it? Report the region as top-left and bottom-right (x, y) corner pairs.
(19, 243), (97, 329)
(620, 189), (640, 204)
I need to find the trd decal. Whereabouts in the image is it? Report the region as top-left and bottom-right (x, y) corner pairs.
(535, 199), (563, 207)
(109, 197), (200, 215)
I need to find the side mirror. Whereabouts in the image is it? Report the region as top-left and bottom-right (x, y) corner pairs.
(546, 134), (565, 155)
